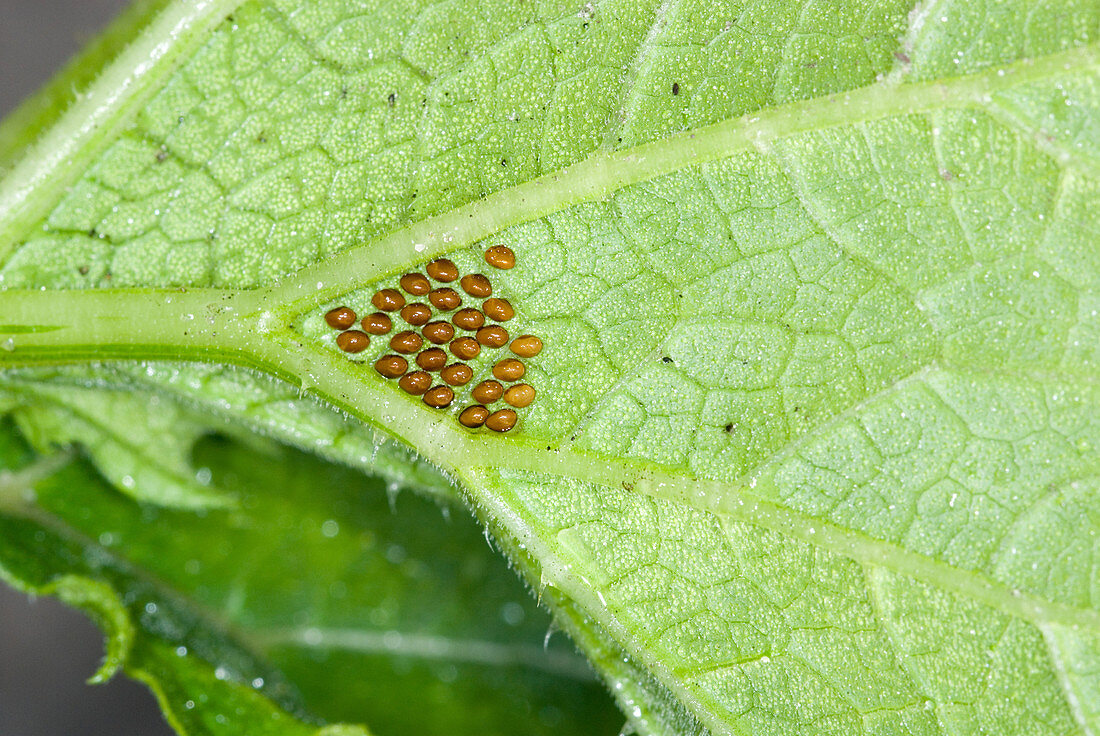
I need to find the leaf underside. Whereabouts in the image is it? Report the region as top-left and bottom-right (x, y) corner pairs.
(1, 0), (1099, 735)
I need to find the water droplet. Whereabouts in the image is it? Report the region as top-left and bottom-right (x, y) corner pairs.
(500, 602), (525, 626)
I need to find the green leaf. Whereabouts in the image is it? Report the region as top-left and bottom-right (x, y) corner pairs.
(0, 0), (175, 174)
(1, 0), (1099, 734)
(0, 417), (621, 735)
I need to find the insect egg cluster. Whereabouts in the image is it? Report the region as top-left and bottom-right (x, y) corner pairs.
(322, 245), (542, 432)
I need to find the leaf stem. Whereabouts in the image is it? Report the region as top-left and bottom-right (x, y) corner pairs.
(0, 287), (263, 367)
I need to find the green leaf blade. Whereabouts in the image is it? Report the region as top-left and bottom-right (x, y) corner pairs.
(2, 0), (1100, 733)
(0, 417), (621, 736)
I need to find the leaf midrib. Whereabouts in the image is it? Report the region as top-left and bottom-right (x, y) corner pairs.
(1, 291), (1096, 640)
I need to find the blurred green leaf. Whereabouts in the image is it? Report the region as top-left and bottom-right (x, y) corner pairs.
(0, 416), (621, 735)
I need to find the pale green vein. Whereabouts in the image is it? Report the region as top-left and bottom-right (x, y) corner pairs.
(252, 627), (596, 681)
(1037, 623), (1096, 736)
(984, 97), (1100, 177)
(599, 0), (675, 147)
(724, 495), (1100, 634)
(267, 41), (1100, 317)
(0, 288), (1096, 642)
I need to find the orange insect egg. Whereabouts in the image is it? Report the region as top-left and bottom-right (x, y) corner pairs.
(495, 358), (523, 382)
(471, 380), (503, 404)
(493, 358), (525, 382)
(485, 409), (518, 432)
(399, 272), (431, 295)
(459, 405), (490, 428)
(503, 383), (536, 408)
(476, 325), (509, 348)
(482, 298), (514, 322)
(510, 335), (543, 358)
(484, 245), (516, 270)
(429, 288), (462, 311)
(460, 273), (492, 298)
(416, 348), (447, 371)
(450, 337), (481, 361)
(400, 303), (432, 326)
(325, 306), (356, 330)
(361, 312), (393, 334)
(440, 363), (474, 386)
(336, 330), (370, 353)
(452, 308), (485, 331)
(389, 330), (423, 354)
(423, 385), (454, 409)
(374, 354), (408, 378)
(372, 288), (405, 311)
(398, 371), (432, 395)
(422, 320), (456, 344)
(426, 259), (459, 282)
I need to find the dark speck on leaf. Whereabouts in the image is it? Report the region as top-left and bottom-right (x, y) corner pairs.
(724, 423), (733, 433)
(661, 356), (673, 364)
(501, 158), (508, 167)
(672, 82), (680, 95)
(156, 148), (168, 162)
(78, 265), (90, 275)
(387, 92), (396, 107)
(622, 481), (635, 491)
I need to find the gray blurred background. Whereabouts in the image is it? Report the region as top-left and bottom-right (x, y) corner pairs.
(1, 1), (174, 734)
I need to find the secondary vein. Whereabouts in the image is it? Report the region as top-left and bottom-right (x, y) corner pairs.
(267, 41), (1100, 316)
